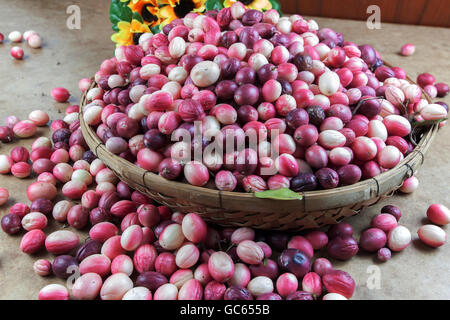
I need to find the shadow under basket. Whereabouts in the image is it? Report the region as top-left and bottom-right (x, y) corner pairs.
(80, 73), (438, 231)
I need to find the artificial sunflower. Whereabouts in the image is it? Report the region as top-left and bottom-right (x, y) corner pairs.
(127, 0), (160, 27)
(111, 19), (151, 46)
(158, 0), (207, 26)
(223, 0), (272, 11)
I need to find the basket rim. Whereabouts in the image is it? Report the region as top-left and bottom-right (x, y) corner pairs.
(79, 63), (438, 213)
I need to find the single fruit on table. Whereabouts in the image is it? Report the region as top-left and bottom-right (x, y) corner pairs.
(360, 228), (387, 252)
(51, 87), (70, 103)
(387, 225), (411, 251)
(417, 225), (446, 248)
(11, 46), (24, 60)
(426, 204), (450, 225)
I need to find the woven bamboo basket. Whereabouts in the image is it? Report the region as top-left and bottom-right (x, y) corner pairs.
(80, 70), (438, 231)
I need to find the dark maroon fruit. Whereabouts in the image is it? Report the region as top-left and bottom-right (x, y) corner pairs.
(381, 205), (402, 221)
(52, 255), (79, 279)
(116, 117), (139, 139)
(253, 23), (276, 38)
(52, 128), (71, 144)
(292, 53), (313, 71)
(435, 83), (449, 97)
(326, 236), (359, 260)
(224, 286), (253, 300)
(158, 158), (182, 180)
(89, 207), (111, 225)
(30, 198), (53, 216)
(82, 150), (96, 163)
(279, 79), (293, 95)
(241, 9), (263, 26)
(215, 80), (238, 100)
(360, 228), (387, 252)
(286, 291), (314, 300)
(278, 248), (311, 278)
(270, 33), (289, 47)
(266, 232), (289, 251)
(75, 240), (102, 262)
(143, 129), (168, 151)
(306, 106), (325, 127)
(290, 173), (318, 192)
(357, 97), (381, 118)
(358, 86), (376, 97)
(181, 55), (204, 72)
(257, 63), (278, 83)
(136, 271), (168, 291)
(221, 58), (240, 79)
(237, 105), (259, 123)
(337, 164), (362, 185)
(0, 126), (14, 143)
(328, 222), (354, 239)
(98, 191), (120, 211)
(235, 67), (256, 86)
(326, 104), (352, 123)
(315, 168), (339, 189)
(374, 66), (395, 82)
(359, 44), (377, 67)
(257, 293), (282, 300)
(69, 129), (88, 148)
(1, 214), (22, 234)
(239, 27), (259, 48)
(249, 259), (279, 279)
(234, 84), (260, 106)
(286, 108), (309, 129)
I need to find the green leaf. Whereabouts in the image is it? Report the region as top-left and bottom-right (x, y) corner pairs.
(205, 0), (224, 11)
(412, 118), (448, 128)
(110, 0), (133, 30)
(268, 0), (282, 14)
(254, 188), (303, 200)
(132, 12), (144, 23)
(151, 25), (161, 34)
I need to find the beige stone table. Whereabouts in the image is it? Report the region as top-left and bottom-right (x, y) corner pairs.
(0, 1), (449, 300)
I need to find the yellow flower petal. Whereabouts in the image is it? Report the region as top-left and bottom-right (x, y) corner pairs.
(224, 0), (235, 7)
(130, 19), (141, 29)
(192, 0), (206, 12)
(111, 31), (133, 47)
(158, 0), (178, 6)
(128, 0), (157, 13)
(225, 0), (272, 10)
(117, 21), (131, 31)
(249, 0), (272, 10)
(158, 4), (177, 23)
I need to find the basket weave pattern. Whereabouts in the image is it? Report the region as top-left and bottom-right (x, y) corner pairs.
(80, 74), (437, 231)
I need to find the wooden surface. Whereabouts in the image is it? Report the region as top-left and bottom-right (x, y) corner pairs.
(281, 0), (450, 27)
(0, 0), (449, 300)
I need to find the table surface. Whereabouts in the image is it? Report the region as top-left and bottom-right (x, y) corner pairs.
(0, 0), (449, 300)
